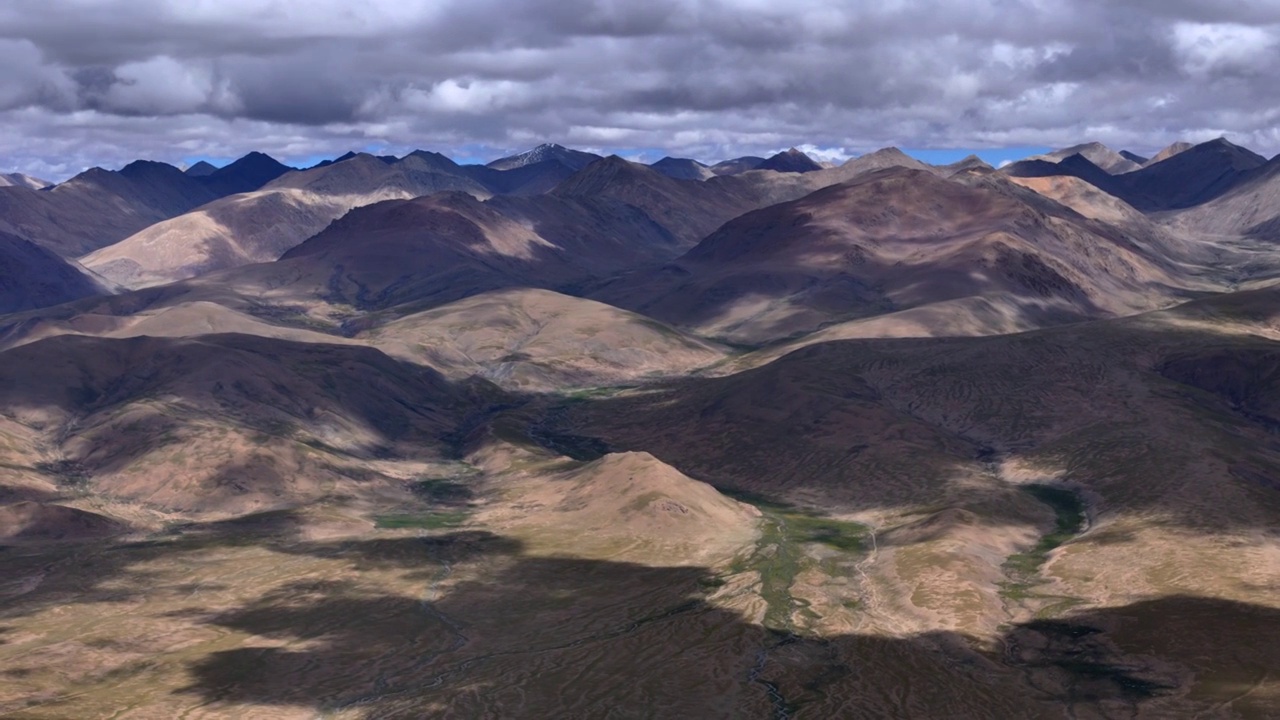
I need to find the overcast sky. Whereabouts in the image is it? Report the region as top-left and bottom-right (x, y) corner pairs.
(2, 0), (1279, 179)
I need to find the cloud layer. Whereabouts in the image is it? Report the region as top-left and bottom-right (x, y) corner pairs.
(2, 0), (1279, 178)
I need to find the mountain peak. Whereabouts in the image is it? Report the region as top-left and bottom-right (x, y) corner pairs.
(864, 146), (910, 159)
(202, 152), (291, 193)
(1147, 141), (1195, 166)
(1182, 138), (1268, 169)
(649, 156), (713, 181)
(403, 149), (459, 165)
(552, 155), (655, 197)
(119, 159), (184, 179)
(488, 143), (602, 172)
(1119, 150), (1150, 165)
(184, 160), (218, 177)
(758, 148), (822, 173)
(709, 156), (765, 176)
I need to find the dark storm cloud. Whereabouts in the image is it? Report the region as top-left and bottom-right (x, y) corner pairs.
(1, 0), (1278, 178)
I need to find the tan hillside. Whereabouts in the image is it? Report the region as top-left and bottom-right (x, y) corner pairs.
(363, 288), (725, 390)
(82, 153), (492, 288)
(490, 451), (759, 563)
(1147, 141), (1194, 166)
(0, 300), (354, 351)
(1030, 141), (1144, 174)
(1008, 174), (1149, 224)
(0, 172), (51, 190)
(0, 333), (481, 516)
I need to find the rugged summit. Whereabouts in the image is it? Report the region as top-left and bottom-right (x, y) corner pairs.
(757, 147), (823, 173)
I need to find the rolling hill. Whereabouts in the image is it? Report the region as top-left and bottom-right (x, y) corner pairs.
(362, 288), (726, 390)
(0, 332), (485, 516)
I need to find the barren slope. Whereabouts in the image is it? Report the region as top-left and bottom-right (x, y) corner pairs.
(1172, 159), (1280, 240)
(363, 288), (725, 390)
(0, 333), (482, 516)
(81, 153), (493, 288)
(1007, 138), (1269, 212)
(0, 157), (289, 258)
(593, 167), (1187, 343)
(1031, 141), (1143, 174)
(0, 231), (106, 313)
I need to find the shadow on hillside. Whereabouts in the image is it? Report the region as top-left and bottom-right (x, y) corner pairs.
(0, 517), (521, 623)
(0, 331), (511, 469)
(524, 320), (1280, 532)
(164, 544), (1280, 718)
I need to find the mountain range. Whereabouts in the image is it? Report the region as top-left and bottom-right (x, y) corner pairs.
(5, 136), (1280, 718)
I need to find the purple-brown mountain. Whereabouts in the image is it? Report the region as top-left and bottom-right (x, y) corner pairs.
(0, 153), (291, 257)
(6, 136), (1280, 719)
(756, 148), (824, 173)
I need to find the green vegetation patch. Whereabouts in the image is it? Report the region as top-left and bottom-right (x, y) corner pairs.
(785, 515), (867, 552)
(375, 511), (471, 530)
(722, 488), (867, 552)
(1001, 484), (1087, 599)
(409, 478), (474, 505)
(723, 488), (868, 631)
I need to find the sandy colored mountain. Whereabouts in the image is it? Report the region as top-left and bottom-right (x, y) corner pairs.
(169, 157), (856, 321)
(937, 154), (994, 177)
(489, 451), (759, 563)
(0, 299), (355, 352)
(1030, 141), (1143, 174)
(1008, 174), (1149, 225)
(1147, 141), (1194, 166)
(827, 147), (937, 179)
(81, 153), (493, 289)
(0, 172), (51, 190)
(362, 288), (725, 390)
(0, 162), (221, 257)
(81, 153), (758, 291)
(1002, 152), (1121, 195)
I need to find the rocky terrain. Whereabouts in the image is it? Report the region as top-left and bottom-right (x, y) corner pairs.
(4, 139), (1280, 719)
